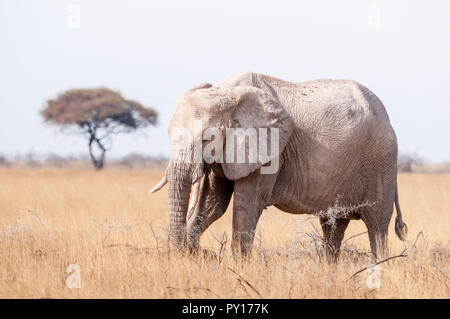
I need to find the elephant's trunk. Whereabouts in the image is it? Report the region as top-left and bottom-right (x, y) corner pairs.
(167, 160), (204, 247)
(167, 163), (192, 247)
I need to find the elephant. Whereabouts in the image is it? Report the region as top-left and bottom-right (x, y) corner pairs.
(151, 71), (408, 260)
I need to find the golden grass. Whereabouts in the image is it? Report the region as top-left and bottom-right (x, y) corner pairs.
(0, 167), (448, 298)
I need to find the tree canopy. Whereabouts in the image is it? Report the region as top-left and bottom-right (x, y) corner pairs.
(41, 88), (158, 169)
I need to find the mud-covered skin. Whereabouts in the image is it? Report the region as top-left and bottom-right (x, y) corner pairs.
(159, 72), (407, 260)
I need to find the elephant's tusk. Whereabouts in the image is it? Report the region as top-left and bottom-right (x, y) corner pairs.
(149, 176), (167, 194)
(187, 180), (201, 221)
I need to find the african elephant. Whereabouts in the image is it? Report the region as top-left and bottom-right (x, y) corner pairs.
(151, 72), (408, 260)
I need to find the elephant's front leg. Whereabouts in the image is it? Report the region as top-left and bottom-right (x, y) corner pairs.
(186, 170), (233, 252)
(232, 196), (263, 256)
(232, 171), (277, 256)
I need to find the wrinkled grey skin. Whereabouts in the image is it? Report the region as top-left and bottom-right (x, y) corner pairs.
(154, 72), (408, 260)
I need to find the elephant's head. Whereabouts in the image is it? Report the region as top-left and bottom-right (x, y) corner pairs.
(151, 82), (294, 248)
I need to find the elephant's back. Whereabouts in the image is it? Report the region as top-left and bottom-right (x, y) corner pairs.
(277, 79), (376, 150)
(222, 72), (395, 148)
(257, 74), (392, 135)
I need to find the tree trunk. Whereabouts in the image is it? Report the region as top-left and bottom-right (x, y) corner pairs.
(88, 136), (106, 170)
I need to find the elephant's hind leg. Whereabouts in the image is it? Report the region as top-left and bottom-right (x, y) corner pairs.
(361, 174), (395, 260)
(320, 217), (350, 262)
(361, 212), (390, 260)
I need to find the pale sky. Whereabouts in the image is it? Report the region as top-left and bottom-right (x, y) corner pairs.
(0, 0), (449, 162)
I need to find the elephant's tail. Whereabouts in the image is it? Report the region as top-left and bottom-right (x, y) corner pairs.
(394, 181), (408, 241)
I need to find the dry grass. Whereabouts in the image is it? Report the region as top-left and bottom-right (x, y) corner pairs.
(0, 167), (448, 298)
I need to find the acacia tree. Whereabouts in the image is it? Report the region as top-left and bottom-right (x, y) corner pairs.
(41, 88), (158, 170)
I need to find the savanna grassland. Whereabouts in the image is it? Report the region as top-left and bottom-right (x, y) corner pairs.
(0, 167), (448, 298)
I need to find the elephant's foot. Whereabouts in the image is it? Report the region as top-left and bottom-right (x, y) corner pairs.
(320, 218), (350, 263)
(231, 232), (255, 259)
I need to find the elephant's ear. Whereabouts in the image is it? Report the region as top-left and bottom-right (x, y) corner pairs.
(221, 86), (294, 180)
